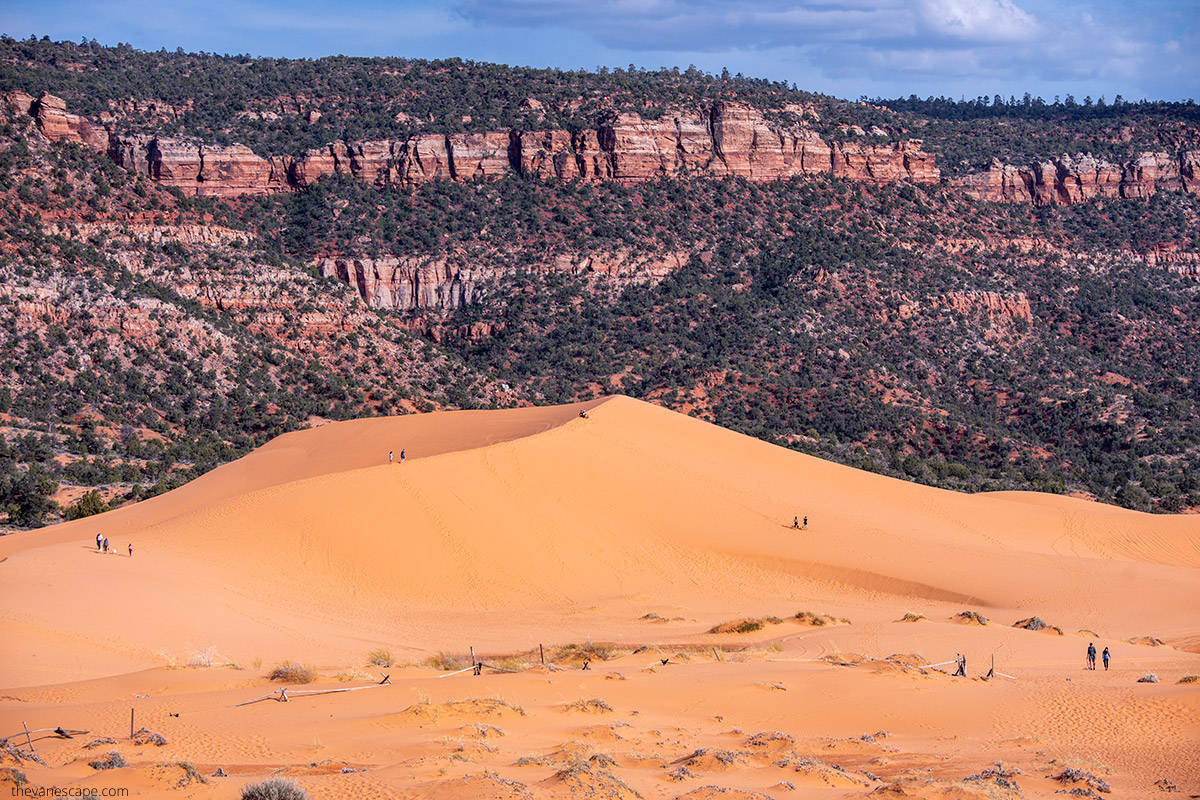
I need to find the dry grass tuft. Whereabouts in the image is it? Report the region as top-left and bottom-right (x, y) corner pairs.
(366, 648), (393, 667)
(551, 642), (615, 665)
(0, 767), (28, 787)
(132, 727), (167, 746)
(898, 611), (926, 622)
(795, 610), (850, 626)
(163, 761), (208, 788)
(240, 776), (311, 800)
(1178, 675), (1199, 684)
(425, 652), (468, 671)
(709, 616), (784, 634)
(561, 698), (614, 713)
(268, 661), (316, 684)
(88, 750), (128, 771)
(187, 646), (218, 667)
(1049, 767), (1111, 793)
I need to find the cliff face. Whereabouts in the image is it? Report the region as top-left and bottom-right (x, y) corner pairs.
(15, 93), (939, 196)
(953, 151), (1199, 205)
(14, 90), (1197, 207)
(317, 251), (687, 312)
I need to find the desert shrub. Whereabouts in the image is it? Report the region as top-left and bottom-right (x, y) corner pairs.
(0, 744), (43, 767)
(84, 737), (117, 749)
(1136, 673), (1159, 683)
(899, 612), (925, 622)
(166, 760), (208, 787)
(1050, 767), (1111, 793)
(89, 750), (128, 770)
(188, 646), (217, 667)
(795, 610), (850, 626)
(132, 727), (167, 746)
(1178, 675), (1199, 684)
(268, 662), (315, 684)
(550, 642), (614, 664)
(240, 777), (310, 800)
(953, 610), (989, 625)
(709, 617), (785, 634)
(424, 651), (467, 671)
(0, 767), (28, 787)
(366, 648), (392, 667)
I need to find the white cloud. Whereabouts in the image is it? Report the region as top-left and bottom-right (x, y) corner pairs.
(915, 0), (1038, 42)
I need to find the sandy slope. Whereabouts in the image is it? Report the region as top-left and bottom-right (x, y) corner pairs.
(2, 396), (1198, 798)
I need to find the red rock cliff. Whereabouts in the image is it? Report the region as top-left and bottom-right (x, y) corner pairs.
(14, 92), (938, 196)
(954, 151), (1199, 205)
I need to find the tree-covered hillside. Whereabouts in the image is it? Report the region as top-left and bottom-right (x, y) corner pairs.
(1, 38), (1198, 527)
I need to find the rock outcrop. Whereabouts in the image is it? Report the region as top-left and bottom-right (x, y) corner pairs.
(932, 291), (1033, 327)
(29, 91), (109, 151)
(317, 250), (686, 311)
(14, 91), (1196, 207)
(955, 151), (1200, 204)
(13, 92), (939, 197)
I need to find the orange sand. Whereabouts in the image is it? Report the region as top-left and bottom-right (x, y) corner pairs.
(1, 396), (1197, 798)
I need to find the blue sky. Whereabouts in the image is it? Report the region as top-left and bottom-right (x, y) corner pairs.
(3, 0), (1196, 102)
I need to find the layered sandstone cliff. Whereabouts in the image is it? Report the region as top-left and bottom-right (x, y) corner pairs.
(12, 92), (940, 196)
(954, 151), (1199, 205)
(13, 91), (1197, 207)
(316, 251), (686, 312)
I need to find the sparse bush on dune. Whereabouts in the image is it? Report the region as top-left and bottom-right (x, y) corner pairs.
(88, 750), (128, 770)
(424, 651), (468, 671)
(551, 642), (614, 665)
(366, 648), (393, 667)
(188, 646), (217, 667)
(0, 766), (28, 787)
(795, 610), (850, 626)
(1179, 675), (1199, 684)
(1050, 767), (1111, 793)
(164, 761), (208, 788)
(240, 777), (311, 800)
(268, 662), (316, 684)
(709, 619), (763, 634)
(710, 616), (788, 634)
(899, 612), (926, 622)
(132, 727), (167, 746)
(953, 611), (989, 625)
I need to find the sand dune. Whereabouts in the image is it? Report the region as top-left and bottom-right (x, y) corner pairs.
(2, 396), (1198, 798)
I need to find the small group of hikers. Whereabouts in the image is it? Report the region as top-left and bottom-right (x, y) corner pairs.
(95, 533), (131, 557)
(388, 449), (406, 464)
(791, 515), (808, 530)
(1086, 642), (1110, 670)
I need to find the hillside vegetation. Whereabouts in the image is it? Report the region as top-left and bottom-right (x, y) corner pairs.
(1, 37), (1198, 526)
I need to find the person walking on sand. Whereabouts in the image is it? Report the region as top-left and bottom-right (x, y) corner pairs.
(389, 450), (393, 464)
(102, 537), (109, 554)
(400, 448), (405, 463)
(803, 516), (808, 529)
(128, 543), (133, 557)
(793, 516), (799, 529)
(1102, 647), (1110, 670)
(96, 532), (103, 551)
(1086, 642), (1097, 670)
